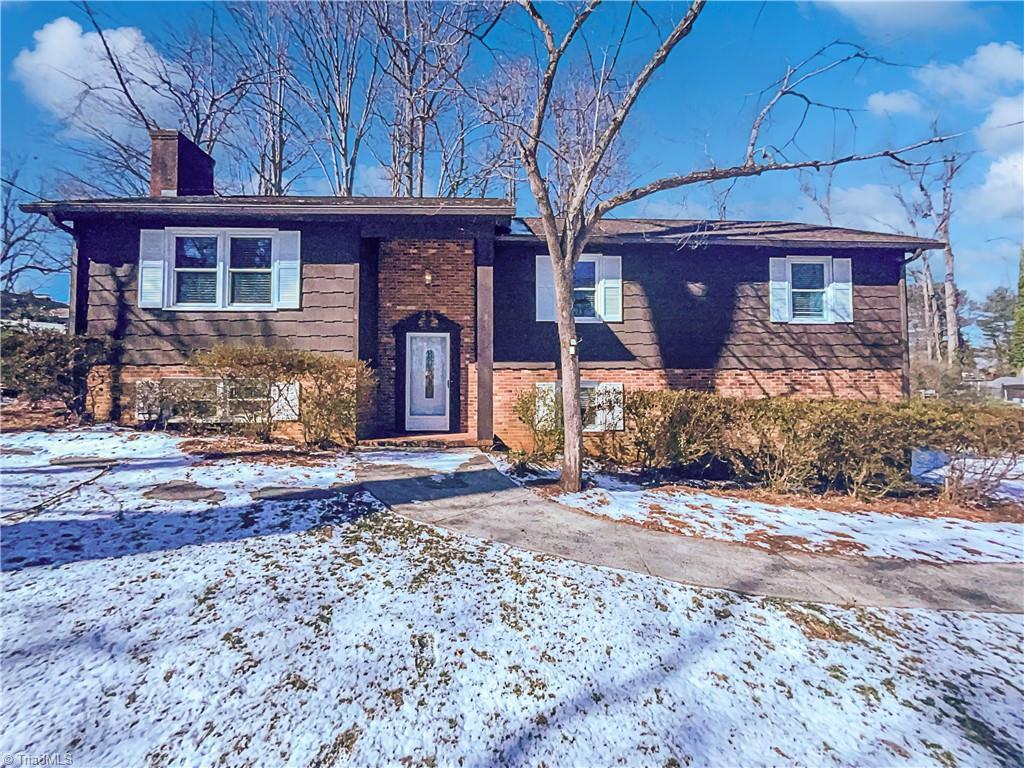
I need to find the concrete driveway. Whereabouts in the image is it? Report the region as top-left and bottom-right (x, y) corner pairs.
(356, 450), (1024, 613)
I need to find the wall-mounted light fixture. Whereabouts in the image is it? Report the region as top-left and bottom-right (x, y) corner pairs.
(424, 270), (433, 286)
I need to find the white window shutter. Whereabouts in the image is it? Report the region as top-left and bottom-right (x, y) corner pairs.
(598, 255), (622, 322)
(830, 258), (853, 323)
(595, 382), (624, 430)
(769, 257), (790, 322)
(138, 230), (167, 308)
(271, 382), (300, 421)
(534, 381), (558, 426)
(535, 255), (556, 322)
(274, 231), (302, 309)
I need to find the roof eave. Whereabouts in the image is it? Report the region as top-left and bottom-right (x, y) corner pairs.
(21, 201), (516, 218)
(496, 233), (945, 250)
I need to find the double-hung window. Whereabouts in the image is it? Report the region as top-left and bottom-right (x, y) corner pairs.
(138, 228), (301, 311)
(573, 258), (598, 319)
(789, 258), (829, 321)
(229, 237), (273, 305)
(174, 236), (219, 307)
(535, 253), (622, 323)
(768, 255), (853, 324)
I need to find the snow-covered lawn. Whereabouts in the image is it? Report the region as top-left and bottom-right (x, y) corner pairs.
(490, 458), (1024, 565)
(2, 428), (1023, 767)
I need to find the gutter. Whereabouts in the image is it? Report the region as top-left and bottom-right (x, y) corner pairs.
(23, 201), (516, 218)
(497, 234), (946, 251)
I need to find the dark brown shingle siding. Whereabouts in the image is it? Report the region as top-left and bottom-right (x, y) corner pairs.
(80, 220), (359, 366)
(494, 243), (904, 371)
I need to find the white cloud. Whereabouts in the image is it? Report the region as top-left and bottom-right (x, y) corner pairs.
(11, 16), (174, 136)
(866, 90), (925, 116)
(823, 184), (911, 233)
(964, 151), (1024, 222)
(955, 239), (1021, 301)
(915, 42), (1024, 105)
(975, 93), (1024, 156)
(354, 164), (396, 197)
(816, 1), (984, 36)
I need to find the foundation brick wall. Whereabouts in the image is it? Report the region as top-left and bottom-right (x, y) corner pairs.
(493, 366), (904, 450)
(376, 239), (476, 434)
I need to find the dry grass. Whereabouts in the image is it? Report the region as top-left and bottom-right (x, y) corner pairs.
(0, 398), (71, 433)
(653, 483), (1023, 525)
(178, 436), (338, 467)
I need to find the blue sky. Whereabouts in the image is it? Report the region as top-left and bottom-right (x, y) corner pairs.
(2, 0), (1022, 305)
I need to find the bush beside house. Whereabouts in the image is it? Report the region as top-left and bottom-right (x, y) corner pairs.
(0, 326), (108, 417)
(515, 387), (1024, 502)
(2, 335), (374, 446)
(137, 345), (375, 447)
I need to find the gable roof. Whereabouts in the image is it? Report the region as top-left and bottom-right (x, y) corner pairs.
(503, 217), (944, 250)
(22, 195), (515, 220)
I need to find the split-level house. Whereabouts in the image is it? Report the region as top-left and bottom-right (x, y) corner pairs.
(23, 131), (943, 449)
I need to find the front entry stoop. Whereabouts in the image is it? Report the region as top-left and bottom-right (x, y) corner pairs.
(358, 433), (491, 449)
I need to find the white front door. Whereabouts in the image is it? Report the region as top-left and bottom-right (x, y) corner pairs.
(405, 332), (450, 431)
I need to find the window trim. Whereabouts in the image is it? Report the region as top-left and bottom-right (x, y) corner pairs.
(172, 235), (220, 309)
(786, 255), (832, 324)
(573, 255), (602, 324)
(164, 227), (281, 312)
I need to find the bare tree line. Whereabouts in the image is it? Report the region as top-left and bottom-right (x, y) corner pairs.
(51, 1), (514, 199)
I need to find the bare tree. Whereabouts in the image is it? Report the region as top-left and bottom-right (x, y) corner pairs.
(893, 151), (969, 364)
(59, 3), (254, 196)
(496, 1), (961, 491)
(1, 162), (66, 293)
(799, 165), (837, 225)
(227, 2), (309, 195)
(287, 0), (381, 195)
(368, 1), (503, 197)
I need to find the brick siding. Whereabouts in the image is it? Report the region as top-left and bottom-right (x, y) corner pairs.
(493, 366), (904, 450)
(375, 239), (476, 434)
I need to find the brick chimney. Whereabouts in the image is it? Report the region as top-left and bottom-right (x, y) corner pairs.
(149, 130), (215, 197)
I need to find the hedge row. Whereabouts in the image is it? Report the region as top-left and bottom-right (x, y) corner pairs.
(161, 345), (375, 446)
(516, 388), (1024, 500)
(1, 332), (374, 448)
(0, 326), (108, 415)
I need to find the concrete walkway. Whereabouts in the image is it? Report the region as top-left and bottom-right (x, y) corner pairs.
(355, 451), (1024, 613)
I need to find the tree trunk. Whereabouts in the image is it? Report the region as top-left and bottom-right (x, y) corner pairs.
(920, 253), (941, 361)
(942, 241), (959, 365)
(921, 272), (934, 360)
(551, 256), (584, 492)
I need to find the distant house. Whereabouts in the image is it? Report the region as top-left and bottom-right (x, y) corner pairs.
(980, 372), (1024, 406)
(22, 131), (943, 449)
